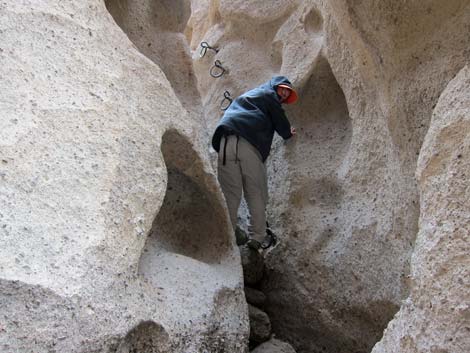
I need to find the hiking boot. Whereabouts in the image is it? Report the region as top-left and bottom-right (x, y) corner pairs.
(261, 227), (278, 250)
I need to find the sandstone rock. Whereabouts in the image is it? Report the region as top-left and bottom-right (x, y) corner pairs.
(245, 287), (267, 307)
(251, 338), (297, 353)
(240, 245), (265, 286)
(0, 1), (248, 352)
(249, 304), (272, 345)
(188, 0), (470, 352)
(371, 66), (470, 353)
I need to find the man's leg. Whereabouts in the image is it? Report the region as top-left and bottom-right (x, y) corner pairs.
(238, 138), (268, 243)
(217, 136), (243, 230)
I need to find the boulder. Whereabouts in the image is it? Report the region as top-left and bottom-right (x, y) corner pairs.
(245, 287), (267, 307)
(240, 245), (265, 286)
(251, 338), (297, 353)
(249, 304), (272, 345)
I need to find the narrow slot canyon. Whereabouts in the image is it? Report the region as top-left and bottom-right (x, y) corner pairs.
(102, 2), (429, 352)
(2, 1), (469, 353)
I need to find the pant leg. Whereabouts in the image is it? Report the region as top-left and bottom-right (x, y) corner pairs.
(237, 137), (268, 242)
(217, 136), (243, 230)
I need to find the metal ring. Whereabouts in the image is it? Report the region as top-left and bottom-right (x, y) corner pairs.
(199, 41), (219, 57)
(200, 46), (208, 58)
(210, 60), (226, 78)
(199, 41), (210, 57)
(220, 90), (233, 111)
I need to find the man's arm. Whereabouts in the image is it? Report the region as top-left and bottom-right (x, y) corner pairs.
(268, 95), (293, 140)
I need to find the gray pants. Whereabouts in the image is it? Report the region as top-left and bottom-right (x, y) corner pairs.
(218, 135), (268, 242)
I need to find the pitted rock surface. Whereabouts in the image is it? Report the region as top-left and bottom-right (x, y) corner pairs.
(2, 0), (469, 353)
(189, 1), (470, 352)
(371, 66), (470, 353)
(0, 1), (248, 352)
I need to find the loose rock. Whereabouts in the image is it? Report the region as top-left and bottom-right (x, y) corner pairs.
(249, 304), (272, 345)
(251, 338), (297, 353)
(245, 287), (267, 307)
(240, 245), (265, 286)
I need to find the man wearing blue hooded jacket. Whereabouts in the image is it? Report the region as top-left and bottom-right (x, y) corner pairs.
(212, 76), (298, 249)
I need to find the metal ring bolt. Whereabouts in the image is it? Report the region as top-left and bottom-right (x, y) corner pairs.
(210, 60), (226, 78)
(199, 41), (219, 57)
(220, 91), (233, 111)
(200, 42), (233, 111)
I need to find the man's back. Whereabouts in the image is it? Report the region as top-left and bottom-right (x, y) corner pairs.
(212, 76), (293, 162)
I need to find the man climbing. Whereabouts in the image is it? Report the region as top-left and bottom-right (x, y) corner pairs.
(212, 76), (298, 250)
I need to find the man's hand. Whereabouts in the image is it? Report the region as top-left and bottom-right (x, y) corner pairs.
(291, 127), (297, 136)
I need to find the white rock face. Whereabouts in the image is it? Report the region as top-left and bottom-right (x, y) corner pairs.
(1, 0), (469, 352)
(188, 0), (470, 352)
(371, 66), (470, 353)
(0, 1), (247, 352)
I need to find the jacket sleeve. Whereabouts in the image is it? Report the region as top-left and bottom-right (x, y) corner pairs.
(267, 94), (293, 140)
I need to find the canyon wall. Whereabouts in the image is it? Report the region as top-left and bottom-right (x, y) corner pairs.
(372, 64), (469, 353)
(0, 1), (247, 352)
(189, 0), (470, 352)
(1, 0), (469, 352)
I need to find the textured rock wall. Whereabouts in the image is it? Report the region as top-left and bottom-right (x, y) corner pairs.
(188, 0), (470, 352)
(1, 0), (469, 352)
(0, 1), (247, 352)
(104, 0), (202, 119)
(372, 65), (470, 353)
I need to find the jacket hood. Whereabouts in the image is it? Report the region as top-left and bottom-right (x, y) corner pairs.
(270, 75), (294, 90)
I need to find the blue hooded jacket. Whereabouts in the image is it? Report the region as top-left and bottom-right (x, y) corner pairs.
(211, 76), (293, 162)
